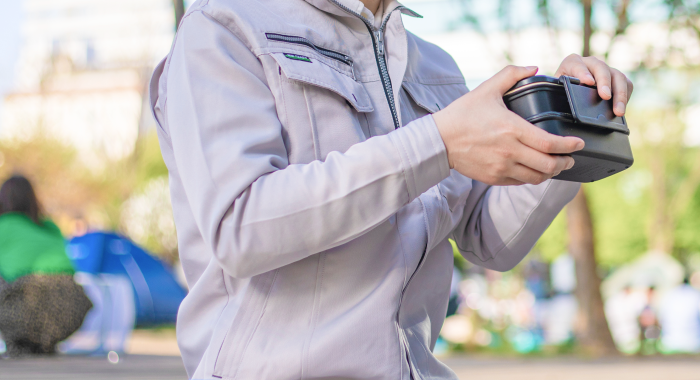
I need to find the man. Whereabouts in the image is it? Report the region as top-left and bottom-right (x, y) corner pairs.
(605, 286), (647, 353)
(149, 0), (633, 378)
(658, 279), (700, 353)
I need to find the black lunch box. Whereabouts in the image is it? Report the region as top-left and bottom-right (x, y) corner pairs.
(503, 75), (634, 183)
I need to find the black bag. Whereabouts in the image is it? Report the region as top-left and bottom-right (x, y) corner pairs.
(0, 274), (92, 356)
(503, 75), (634, 183)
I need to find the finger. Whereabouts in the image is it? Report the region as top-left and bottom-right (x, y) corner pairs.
(581, 56), (613, 100)
(486, 65), (539, 95)
(512, 115), (585, 154)
(611, 68), (629, 116)
(556, 54), (596, 86)
(507, 164), (553, 186)
(513, 146), (575, 176)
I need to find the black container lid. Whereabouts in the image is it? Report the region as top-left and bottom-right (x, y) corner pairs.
(512, 75), (561, 87)
(504, 75), (583, 98)
(504, 75), (628, 135)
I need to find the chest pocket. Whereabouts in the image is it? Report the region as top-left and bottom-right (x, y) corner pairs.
(401, 81), (474, 211)
(267, 51), (373, 164)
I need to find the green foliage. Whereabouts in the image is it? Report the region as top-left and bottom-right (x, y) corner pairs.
(0, 134), (130, 230)
(674, 183), (700, 256)
(587, 170), (649, 267)
(533, 211), (568, 263)
(0, 129), (173, 260)
(534, 147), (700, 270)
(535, 169), (651, 268)
(133, 131), (169, 188)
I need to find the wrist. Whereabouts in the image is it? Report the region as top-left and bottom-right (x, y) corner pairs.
(432, 110), (456, 169)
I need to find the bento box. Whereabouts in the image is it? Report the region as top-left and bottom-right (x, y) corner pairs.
(503, 75), (634, 183)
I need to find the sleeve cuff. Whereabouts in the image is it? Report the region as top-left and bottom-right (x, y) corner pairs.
(388, 114), (451, 200)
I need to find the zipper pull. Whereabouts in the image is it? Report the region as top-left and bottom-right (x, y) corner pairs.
(345, 56), (356, 80)
(375, 30), (384, 56)
(349, 59), (356, 81)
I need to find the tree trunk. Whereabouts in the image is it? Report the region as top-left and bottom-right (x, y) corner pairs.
(173, 0), (185, 31)
(582, 0), (593, 56)
(564, 0), (617, 356)
(568, 187), (618, 355)
(648, 153), (673, 253)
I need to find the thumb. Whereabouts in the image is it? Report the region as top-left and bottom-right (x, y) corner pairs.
(485, 65), (539, 95)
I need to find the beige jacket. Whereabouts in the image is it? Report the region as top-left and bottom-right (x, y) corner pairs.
(149, 0), (580, 379)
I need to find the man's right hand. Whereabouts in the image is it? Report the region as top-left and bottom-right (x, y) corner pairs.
(432, 65), (585, 186)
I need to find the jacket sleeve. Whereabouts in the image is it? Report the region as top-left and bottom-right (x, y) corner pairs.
(161, 11), (450, 279)
(450, 179), (580, 272)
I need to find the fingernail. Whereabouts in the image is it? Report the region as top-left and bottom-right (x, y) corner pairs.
(526, 66), (538, 71)
(602, 86), (612, 98)
(586, 73), (595, 83)
(576, 141), (585, 150)
(566, 159), (575, 170)
(616, 102), (626, 114)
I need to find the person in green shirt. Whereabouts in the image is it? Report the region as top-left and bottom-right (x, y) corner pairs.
(0, 175), (91, 357)
(0, 176), (75, 283)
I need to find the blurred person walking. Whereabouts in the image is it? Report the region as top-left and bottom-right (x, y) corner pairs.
(657, 278), (700, 353)
(543, 254), (577, 346)
(150, 0), (632, 378)
(638, 286), (660, 354)
(0, 175), (91, 357)
(605, 286), (646, 353)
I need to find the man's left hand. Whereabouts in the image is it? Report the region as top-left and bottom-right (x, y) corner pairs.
(555, 54), (634, 117)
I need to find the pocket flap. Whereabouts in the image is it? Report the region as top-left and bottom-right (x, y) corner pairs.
(402, 81), (468, 114)
(270, 52), (373, 113)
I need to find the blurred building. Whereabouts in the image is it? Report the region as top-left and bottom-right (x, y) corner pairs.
(1, 0), (175, 162)
(0, 0), (689, 164)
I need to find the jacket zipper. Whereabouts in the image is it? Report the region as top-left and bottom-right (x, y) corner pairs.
(329, 1), (402, 130)
(325, 4), (420, 377)
(265, 33), (356, 80)
(324, 4), (421, 378)
(321, 3), (423, 301)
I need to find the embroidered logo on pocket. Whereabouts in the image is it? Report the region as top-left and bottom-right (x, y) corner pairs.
(284, 53), (312, 63)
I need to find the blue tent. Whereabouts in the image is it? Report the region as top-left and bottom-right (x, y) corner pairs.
(66, 232), (187, 326)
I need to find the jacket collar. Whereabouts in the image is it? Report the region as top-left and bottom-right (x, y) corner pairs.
(303, 0), (421, 24)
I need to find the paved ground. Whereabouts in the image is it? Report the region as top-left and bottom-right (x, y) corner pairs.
(0, 355), (187, 380)
(442, 355), (700, 380)
(2, 354), (700, 379)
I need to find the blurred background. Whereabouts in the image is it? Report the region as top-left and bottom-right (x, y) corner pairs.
(2, 0), (700, 378)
